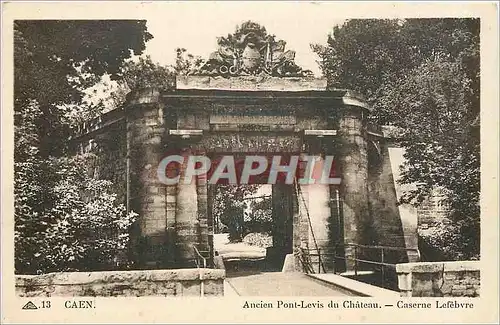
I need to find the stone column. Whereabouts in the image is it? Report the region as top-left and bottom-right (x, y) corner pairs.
(126, 88), (168, 268)
(272, 184), (293, 249)
(297, 151), (334, 273)
(292, 181), (310, 271)
(306, 178), (332, 272)
(206, 184), (215, 262)
(175, 148), (199, 266)
(337, 105), (371, 271)
(271, 184), (293, 270)
(196, 151), (210, 258)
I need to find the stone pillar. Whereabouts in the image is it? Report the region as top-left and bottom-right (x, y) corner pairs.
(306, 179), (332, 272)
(126, 88), (169, 268)
(196, 152), (210, 257)
(295, 152), (335, 273)
(292, 182), (310, 271)
(270, 184), (293, 270)
(165, 182), (177, 267)
(175, 148), (199, 266)
(272, 184), (293, 249)
(337, 105), (371, 270)
(329, 185), (345, 272)
(207, 184), (215, 251)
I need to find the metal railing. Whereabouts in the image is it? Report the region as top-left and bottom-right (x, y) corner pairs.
(193, 245), (208, 297)
(193, 245), (208, 268)
(297, 243), (420, 290)
(294, 180), (327, 273)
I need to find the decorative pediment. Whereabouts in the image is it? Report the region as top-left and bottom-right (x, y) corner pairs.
(193, 21), (313, 78)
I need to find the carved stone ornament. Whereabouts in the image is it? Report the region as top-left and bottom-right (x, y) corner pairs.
(193, 21), (314, 78)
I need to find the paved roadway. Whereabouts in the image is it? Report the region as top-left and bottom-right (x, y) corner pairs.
(224, 272), (356, 296)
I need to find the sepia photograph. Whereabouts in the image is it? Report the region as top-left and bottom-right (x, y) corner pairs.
(1, 1), (498, 324)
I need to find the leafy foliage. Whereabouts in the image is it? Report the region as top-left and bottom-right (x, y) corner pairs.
(15, 20), (152, 156)
(175, 48), (205, 75)
(313, 18), (480, 259)
(15, 155), (138, 274)
(213, 185), (258, 242)
(242, 233), (273, 248)
(14, 21), (152, 273)
(97, 50), (201, 112)
(312, 18), (479, 125)
(98, 55), (176, 111)
(311, 19), (406, 123)
(389, 58), (479, 259)
(244, 196), (273, 234)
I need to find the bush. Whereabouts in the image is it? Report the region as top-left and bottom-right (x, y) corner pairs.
(15, 155), (138, 274)
(243, 233), (273, 248)
(419, 220), (480, 261)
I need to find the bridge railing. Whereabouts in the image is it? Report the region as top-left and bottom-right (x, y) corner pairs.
(192, 245), (211, 297)
(193, 245), (210, 269)
(298, 243), (420, 290)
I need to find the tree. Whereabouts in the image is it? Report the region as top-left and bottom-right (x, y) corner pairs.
(383, 57), (479, 259)
(311, 19), (409, 124)
(312, 18), (479, 125)
(313, 18), (480, 259)
(97, 55), (176, 111)
(15, 155), (138, 274)
(244, 196), (273, 234)
(14, 21), (152, 273)
(15, 20), (152, 156)
(175, 48), (205, 75)
(212, 185), (258, 242)
(95, 49), (201, 112)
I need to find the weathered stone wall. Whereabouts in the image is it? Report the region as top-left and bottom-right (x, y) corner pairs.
(16, 269), (225, 297)
(336, 106), (371, 270)
(71, 115), (127, 205)
(126, 89), (173, 268)
(386, 146), (419, 261)
(396, 261), (480, 297)
(367, 140), (412, 264)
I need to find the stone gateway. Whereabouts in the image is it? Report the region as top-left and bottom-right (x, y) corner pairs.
(72, 74), (418, 272)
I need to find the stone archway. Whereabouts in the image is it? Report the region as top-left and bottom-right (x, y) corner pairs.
(124, 75), (380, 270)
(69, 22), (419, 275)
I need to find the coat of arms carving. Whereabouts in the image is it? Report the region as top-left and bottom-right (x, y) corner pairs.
(194, 21), (313, 77)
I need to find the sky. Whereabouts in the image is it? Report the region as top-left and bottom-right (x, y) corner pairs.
(138, 2), (346, 77)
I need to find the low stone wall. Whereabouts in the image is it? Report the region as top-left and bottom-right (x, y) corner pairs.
(16, 268), (225, 297)
(396, 261), (480, 297)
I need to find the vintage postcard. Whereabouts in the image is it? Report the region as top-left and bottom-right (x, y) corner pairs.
(1, 1), (498, 323)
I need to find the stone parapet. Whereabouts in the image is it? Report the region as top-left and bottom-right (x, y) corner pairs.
(16, 269), (225, 297)
(396, 261), (480, 297)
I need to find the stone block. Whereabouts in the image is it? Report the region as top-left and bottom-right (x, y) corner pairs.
(397, 273), (412, 291)
(176, 75), (327, 91)
(396, 261), (480, 297)
(127, 88), (161, 105)
(178, 281), (200, 296)
(203, 280), (224, 296)
(282, 254), (298, 273)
